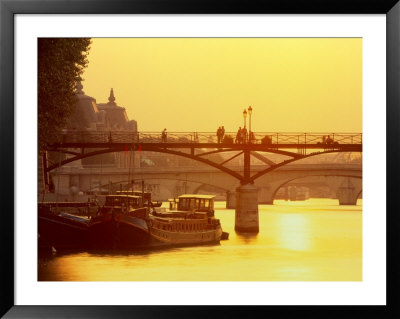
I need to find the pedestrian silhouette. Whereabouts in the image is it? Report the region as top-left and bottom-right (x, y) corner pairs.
(216, 127), (222, 143)
(241, 127), (247, 144)
(161, 128), (167, 142)
(236, 127), (242, 144)
(249, 131), (255, 143)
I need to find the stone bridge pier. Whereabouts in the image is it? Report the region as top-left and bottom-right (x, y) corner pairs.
(334, 177), (362, 205)
(233, 149), (260, 233)
(234, 184), (259, 233)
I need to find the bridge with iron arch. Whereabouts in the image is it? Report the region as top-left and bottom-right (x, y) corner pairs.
(44, 131), (362, 233)
(44, 131), (362, 185)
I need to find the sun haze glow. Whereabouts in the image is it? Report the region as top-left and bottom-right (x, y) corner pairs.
(82, 38), (362, 133)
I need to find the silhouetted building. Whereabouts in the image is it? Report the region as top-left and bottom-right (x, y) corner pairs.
(68, 81), (107, 131)
(97, 88), (137, 131)
(65, 82), (138, 169)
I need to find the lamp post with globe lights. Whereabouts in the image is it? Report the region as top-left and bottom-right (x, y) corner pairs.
(243, 109), (247, 143)
(248, 106), (253, 143)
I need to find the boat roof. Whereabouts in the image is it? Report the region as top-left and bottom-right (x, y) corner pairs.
(106, 194), (141, 199)
(116, 190), (150, 194)
(178, 194), (215, 199)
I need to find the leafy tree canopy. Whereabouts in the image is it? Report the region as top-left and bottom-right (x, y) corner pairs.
(38, 38), (91, 151)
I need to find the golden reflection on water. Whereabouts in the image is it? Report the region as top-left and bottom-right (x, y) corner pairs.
(38, 198), (362, 281)
(275, 214), (312, 251)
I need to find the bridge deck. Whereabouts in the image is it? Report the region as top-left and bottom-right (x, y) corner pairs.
(43, 132), (362, 187)
(53, 131), (362, 151)
(54, 142), (362, 152)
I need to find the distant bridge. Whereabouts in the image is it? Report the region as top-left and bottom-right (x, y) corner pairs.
(54, 163), (362, 204)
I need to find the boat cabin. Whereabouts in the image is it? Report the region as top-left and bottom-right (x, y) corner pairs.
(104, 195), (142, 210)
(115, 191), (152, 203)
(177, 194), (215, 215)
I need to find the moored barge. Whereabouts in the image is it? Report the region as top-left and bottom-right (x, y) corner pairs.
(88, 194), (151, 249)
(148, 194), (226, 246)
(38, 202), (93, 250)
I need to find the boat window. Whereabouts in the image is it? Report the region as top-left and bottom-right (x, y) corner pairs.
(204, 200), (209, 208)
(199, 199), (205, 209)
(195, 199), (200, 209)
(185, 199), (190, 210)
(179, 198), (188, 210)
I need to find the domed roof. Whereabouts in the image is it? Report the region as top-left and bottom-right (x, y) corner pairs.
(73, 81), (99, 125)
(76, 81), (96, 102)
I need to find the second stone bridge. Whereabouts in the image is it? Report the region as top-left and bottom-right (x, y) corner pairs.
(53, 163), (362, 206)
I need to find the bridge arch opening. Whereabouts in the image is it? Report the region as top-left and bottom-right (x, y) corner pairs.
(268, 175), (362, 204)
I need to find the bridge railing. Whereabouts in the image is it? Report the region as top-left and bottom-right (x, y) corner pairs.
(58, 131), (362, 146)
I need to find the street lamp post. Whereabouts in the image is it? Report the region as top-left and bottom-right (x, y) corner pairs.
(248, 106), (252, 143)
(243, 109), (247, 143)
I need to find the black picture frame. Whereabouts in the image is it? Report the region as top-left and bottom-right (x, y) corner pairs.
(1, 0), (399, 317)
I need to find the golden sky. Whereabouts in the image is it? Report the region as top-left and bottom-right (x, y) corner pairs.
(82, 38), (362, 133)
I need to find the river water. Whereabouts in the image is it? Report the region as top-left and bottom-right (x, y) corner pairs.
(38, 198), (362, 281)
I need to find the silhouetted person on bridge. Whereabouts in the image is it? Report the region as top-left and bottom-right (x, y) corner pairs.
(241, 127), (247, 144)
(161, 128), (167, 142)
(235, 127), (242, 144)
(249, 131), (255, 143)
(326, 135), (333, 145)
(216, 127), (222, 143)
(221, 126), (225, 142)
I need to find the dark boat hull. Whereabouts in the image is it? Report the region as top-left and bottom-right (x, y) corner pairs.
(88, 213), (151, 250)
(38, 211), (89, 250)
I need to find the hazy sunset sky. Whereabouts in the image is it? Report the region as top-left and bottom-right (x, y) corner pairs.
(81, 38), (362, 133)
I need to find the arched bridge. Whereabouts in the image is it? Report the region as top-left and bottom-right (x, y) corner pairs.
(44, 131), (362, 191)
(55, 163), (361, 205)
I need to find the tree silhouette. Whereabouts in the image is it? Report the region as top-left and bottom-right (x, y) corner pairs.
(38, 38), (91, 151)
